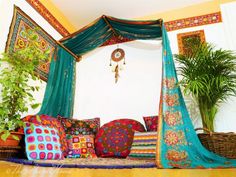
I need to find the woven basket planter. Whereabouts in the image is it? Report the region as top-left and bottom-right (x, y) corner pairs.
(196, 128), (236, 159)
(0, 132), (25, 159)
(0, 146), (23, 159)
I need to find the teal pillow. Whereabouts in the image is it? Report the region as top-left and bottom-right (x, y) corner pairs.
(24, 124), (63, 160)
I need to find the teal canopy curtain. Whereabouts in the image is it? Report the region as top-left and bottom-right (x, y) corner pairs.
(157, 24), (236, 168)
(62, 18), (112, 56)
(61, 16), (162, 56)
(38, 46), (76, 118)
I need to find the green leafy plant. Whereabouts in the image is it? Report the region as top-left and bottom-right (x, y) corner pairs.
(175, 40), (236, 132)
(0, 28), (49, 141)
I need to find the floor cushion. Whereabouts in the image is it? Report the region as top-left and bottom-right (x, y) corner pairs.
(23, 115), (68, 157)
(128, 131), (157, 160)
(24, 124), (63, 160)
(95, 119), (145, 158)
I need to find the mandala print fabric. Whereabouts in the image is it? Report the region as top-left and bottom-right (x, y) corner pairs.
(156, 25), (236, 168)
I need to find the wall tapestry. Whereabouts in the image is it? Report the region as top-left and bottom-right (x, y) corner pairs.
(5, 6), (57, 81)
(177, 30), (205, 55)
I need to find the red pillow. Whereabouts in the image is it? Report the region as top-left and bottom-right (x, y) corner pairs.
(23, 114), (68, 157)
(95, 119), (145, 158)
(143, 115), (158, 131)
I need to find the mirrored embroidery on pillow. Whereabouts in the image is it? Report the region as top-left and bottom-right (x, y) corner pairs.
(95, 119), (146, 158)
(24, 124), (63, 160)
(66, 134), (97, 158)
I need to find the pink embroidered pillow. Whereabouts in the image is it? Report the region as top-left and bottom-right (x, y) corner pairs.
(143, 115), (158, 131)
(24, 124), (63, 160)
(66, 134), (97, 158)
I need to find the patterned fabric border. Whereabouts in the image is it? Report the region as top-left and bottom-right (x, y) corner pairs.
(25, 0), (70, 37)
(101, 36), (133, 46)
(5, 6), (56, 81)
(24, 0), (222, 35)
(164, 12), (222, 31)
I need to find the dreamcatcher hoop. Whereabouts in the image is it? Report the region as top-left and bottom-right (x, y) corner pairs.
(110, 47), (126, 83)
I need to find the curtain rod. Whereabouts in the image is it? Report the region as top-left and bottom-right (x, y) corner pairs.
(56, 41), (82, 62)
(102, 15), (119, 37)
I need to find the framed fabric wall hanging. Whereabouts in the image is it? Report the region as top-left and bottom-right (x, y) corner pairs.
(5, 6), (57, 81)
(177, 30), (205, 55)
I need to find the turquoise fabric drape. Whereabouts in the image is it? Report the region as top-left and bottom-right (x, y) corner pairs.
(157, 24), (236, 168)
(62, 18), (112, 56)
(39, 46), (76, 118)
(61, 16), (162, 56)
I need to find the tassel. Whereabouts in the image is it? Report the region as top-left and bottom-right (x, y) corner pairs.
(115, 64), (119, 83)
(110, 58), (112, 66)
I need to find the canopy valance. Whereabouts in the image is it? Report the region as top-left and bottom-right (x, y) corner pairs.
(39, 16), (236, 169)
(59, 15), (162, 57)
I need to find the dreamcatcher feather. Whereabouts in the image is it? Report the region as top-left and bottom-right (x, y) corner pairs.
(110, 48), (125, 83)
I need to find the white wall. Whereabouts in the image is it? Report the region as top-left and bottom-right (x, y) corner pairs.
(0, 0), (62, 116)
(74, 40), (162, 125)
(221, 1), (236, 51)
(216, 1), (236, 132)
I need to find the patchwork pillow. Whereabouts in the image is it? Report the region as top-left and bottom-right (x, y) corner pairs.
(23, 115), (68, 156)
(24, 124), (63, 160)
(95, 119), (146, 158)
(128, 131), (157, 160)
(143, 115), (158, 131)
(58, 116), (94, 135)
(58, 116), (100, 135)
(66, 134), (97, 158)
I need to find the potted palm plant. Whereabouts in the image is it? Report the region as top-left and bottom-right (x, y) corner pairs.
(0, 28), (49, 147)
(175, 38), (236, 158)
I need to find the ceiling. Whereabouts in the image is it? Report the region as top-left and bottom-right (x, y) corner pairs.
(51, 0), (212, 29)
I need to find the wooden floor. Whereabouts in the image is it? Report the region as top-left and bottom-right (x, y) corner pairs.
(0, 161), (236, 177)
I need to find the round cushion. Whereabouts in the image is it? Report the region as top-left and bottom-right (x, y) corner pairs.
(95, 119), (145, 158)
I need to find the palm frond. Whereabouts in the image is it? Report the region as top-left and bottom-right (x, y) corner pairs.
(175, 42), (236, 131)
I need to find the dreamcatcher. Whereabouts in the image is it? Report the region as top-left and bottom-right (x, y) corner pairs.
(110, 47), (126, 83)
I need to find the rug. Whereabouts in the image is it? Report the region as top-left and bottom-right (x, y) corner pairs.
(7, 158), (156, 169)
(5, 6), (56, 81)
